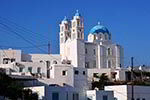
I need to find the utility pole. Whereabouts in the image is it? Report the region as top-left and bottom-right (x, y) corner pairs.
(131, 57), (134, 100)
(48, 42), (50, 54)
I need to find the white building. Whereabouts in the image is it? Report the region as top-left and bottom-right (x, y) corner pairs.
(105, 85), (150, 100)
(0, 11), (129, 100)
(87, 90), (114, 100)
(59, 10), (124, 69)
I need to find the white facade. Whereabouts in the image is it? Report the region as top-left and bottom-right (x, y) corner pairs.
(105, 85), (150, 100)
(87, 90), (114, 100)
(59, 11), (124, 69)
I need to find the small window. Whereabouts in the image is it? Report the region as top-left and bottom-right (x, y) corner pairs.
(62, 70), (67, 76)
(19, 67), (23, 72)
(52, 92), (59, 100)
(136, 98), (140, 100)
(46, 61), (50, 68)
(142, 98), (145, 100)
(107, 60), (111, 68)
(85, 48), (87, 54)
(73, 93), (79, 100)
(94, 35), (96, 40)
(75, 70), (79, 75)
(107, 48), (111, 56)
(11, 58), (15, 62)
(85, 62), (89, 68)
(93, 73), (98, 77)
(28, 67), (32, 73)
(93, 60), (96, 68)
(78, 33), (80, 38)
(83, 71), (85, 75)
(103, 95), (108, 100)
(93, 49), (96, 55)
(77, 19), (80, 26)
(37, 67), (41, 73)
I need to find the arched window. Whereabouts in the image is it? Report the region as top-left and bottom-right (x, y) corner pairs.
(107, 48), (112, 56)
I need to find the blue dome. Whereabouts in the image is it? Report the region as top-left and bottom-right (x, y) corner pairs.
(90, 24), (109, 34)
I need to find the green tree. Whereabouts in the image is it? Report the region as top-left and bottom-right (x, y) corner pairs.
(92, 73), (109, 90)
(0, 72), (38, 100)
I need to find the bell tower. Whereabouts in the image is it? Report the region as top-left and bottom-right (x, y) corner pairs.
(71, 10), (84, 40)
(59, 16), (70, 56)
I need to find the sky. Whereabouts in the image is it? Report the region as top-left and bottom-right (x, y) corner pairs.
(0, 0), (150, 66)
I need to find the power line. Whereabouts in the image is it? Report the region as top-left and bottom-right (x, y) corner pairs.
(0, 16), (50, 41)
(0, 44), (47, 49)
(0, 22), (60, 61)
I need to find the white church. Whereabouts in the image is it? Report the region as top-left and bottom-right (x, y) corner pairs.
(2, 11), (150, 100)
(59, 10), (124, 69)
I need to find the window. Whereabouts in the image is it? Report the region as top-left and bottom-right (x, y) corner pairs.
(142, 98), (145, 100)
(107, 60), (111, 68)
(103, 95), (108, 100)
(11, 58), (15, 62)
(65, 24), (68, 30)
(136, 98), (140, 100)
(85, 48), (87, 54)
(62, 70), (67, 76)
(78, 33), (80, 38)
(85, 62), (89, 68)
(19, 67), (23, 72)
(94, 35), (96, 40)
(83, 71), (85, 75)
(3, 58), (9, 64)
(93, 73), (98, 77)
(75, 70), (79, 75)
(107, 48), (111, 56)
(37, 67), (41, 73)
(46, 61), (50, 68)
(93, 60), (96, 68)
(73, 93), (79, 100)
(77, 19), (80, 26)
(93, 49), (96, 55)
(52, 92), (59, 100)
(28, 67), (32, 73)
(46, 61), (50, 78)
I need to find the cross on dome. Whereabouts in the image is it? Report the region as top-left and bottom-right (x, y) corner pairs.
(63, 16), (68, 21)
(75, 10), (80, 16)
